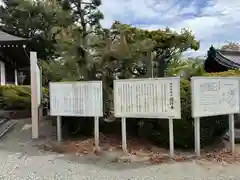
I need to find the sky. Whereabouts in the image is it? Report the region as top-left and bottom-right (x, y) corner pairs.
(99, 0), (240, 57)
(0, 0), (239, 57)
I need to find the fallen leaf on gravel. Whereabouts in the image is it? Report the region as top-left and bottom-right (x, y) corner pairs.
(38, 135), (240, 165)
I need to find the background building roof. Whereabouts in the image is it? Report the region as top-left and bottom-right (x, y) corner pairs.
(0, 30), (27, 43)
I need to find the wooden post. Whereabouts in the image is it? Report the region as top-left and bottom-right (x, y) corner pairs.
(57, 116), (62, 142)
(229, 114), (235, 156)
(30, 52), (39, 139)
(94, 116), (100, 150)
(14, 69), (18, 85)
(169, 118), (174, 158)
(0, 61), (6, 85)
(121, 117), (127, 153)
(194, 117), (200, 157)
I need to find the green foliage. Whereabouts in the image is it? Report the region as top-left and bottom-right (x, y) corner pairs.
(40, 59), (81, 86)
(48, 21), (200, 82)
(204, 70), (240, 76)
(0, 85), (48, 110)
(0, 85), (31, 110)
(109, 22), (200, 77)
(50, 0), (104, 81)
(167, 57), (204, 78)
(0, 0), (72, 59)
(48, 22), (200, 122)
(60, 0), (104, 33)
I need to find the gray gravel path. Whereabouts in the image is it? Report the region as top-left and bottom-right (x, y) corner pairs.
(0, 149), (239, 180)
(0, 118), (239, 180)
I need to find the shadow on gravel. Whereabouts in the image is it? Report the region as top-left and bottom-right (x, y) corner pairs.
(0, 118), (153, 171)
(0, 118), (57, 156)
(2, 118), (239, 171)
(56, 153), (152, 170)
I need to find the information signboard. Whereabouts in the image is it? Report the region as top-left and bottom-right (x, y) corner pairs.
(114, 77), (181, 119)
(191, 77), (240, 118)
(50, 81), (103, 117)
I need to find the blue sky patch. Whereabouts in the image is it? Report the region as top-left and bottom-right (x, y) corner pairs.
(99, 0), (240, 57)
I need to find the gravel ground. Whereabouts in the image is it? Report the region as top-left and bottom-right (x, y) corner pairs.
(0, 149), (239, 180)
(0, 119), (239, 180)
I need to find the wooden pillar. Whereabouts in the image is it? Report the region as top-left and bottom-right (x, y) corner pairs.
(30, 51), (39, 139)
(0, 61), (5, 85)
(14, 69), (18, 85)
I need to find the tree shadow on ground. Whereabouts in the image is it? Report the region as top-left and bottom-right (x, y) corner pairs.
(0, 118), (158, 171)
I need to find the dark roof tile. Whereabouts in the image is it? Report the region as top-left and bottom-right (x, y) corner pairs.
(0, 30), (27, 42)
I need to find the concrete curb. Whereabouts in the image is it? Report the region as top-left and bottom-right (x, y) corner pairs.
(0, 120), (17, 139)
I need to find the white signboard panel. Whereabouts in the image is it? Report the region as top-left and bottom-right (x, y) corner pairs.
(191, 77), (240, 118)
(114, 77), (181, 119)
(50, 81), (103, 117)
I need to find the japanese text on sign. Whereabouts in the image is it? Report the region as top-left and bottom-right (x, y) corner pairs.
(191, 77), (240, 117)
(50, 81), (103, 117)
(114, 77), (181, 119)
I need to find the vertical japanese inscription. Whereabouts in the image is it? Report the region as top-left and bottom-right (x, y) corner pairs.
(114, 78), (181, 118)
(169, 82), (174, 110)
(50, 82), (102, 117)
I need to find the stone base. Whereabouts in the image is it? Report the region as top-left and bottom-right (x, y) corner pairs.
(0, 120), (17, 139)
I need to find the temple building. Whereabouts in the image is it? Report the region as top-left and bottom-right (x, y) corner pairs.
(204, 46), (240, 73)
(0, 30), (30, 85)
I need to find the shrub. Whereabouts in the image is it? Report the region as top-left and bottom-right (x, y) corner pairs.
(0, 85), (48, 110)
(204, 70), (240, 77)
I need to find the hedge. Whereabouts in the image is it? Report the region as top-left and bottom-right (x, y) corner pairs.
(204, 70), (240, 76)
(0, 85), (48, 110)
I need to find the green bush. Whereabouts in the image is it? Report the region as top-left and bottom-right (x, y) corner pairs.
(204, 70), (240, 77)
(0, 85), (48, 110)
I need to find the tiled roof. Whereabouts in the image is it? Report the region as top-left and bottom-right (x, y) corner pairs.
(0, 30), (27, 42)
(221, 54), (240, 65)
(214, 49), (240, 69)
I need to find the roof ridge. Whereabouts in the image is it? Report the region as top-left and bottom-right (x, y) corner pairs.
(217, 49), (240, 54)
(0, 30), (27, 42)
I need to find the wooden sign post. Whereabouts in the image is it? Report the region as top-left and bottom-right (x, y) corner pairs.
(49, 81), (103, 150)
(191, 77), (240, 157)
(114, 77), (181, 157)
